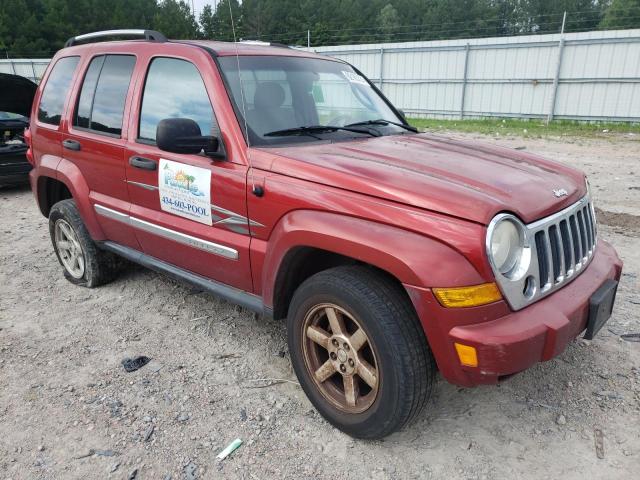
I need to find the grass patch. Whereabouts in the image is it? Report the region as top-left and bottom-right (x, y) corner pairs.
(408, 117), (640, 139)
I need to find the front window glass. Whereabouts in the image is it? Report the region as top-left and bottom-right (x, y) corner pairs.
(139, 57), (215, 142)
(218, 55), (405, 146)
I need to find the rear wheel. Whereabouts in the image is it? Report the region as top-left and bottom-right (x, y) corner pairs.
(287, 266), (435, 439)
(49, 199), (120, 287)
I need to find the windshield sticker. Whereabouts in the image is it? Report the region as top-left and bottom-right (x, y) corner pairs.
(159, 159), (212, 226)
(342, 70), (368, 86)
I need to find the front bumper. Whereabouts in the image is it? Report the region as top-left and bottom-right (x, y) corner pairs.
(405, 240), (623, 387)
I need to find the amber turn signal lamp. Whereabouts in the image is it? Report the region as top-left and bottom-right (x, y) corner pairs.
(454, 343), (478, 367)
(433, 282), (502, 308)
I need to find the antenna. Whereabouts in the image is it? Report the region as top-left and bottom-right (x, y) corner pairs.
(228, 1), (263, 197)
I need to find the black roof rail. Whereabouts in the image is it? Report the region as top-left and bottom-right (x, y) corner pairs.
(65, 29), (167, 48)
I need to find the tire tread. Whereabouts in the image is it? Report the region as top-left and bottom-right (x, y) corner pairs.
(49, 199), (120, 287)
(289, 265), (435, 438)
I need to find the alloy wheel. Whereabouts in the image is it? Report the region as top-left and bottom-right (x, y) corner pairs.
(54, 219), (85, 279)
(302, 303), (380, 413)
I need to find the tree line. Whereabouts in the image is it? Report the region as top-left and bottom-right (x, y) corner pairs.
(1, 0), (639, 57)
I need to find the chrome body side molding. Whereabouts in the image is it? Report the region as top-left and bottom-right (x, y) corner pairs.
(95, 204), (130, 222)
(126, 180), (158, 191)
(210, 203), (264, 228)
(124, 180), (264, 235)
(93, 204), (238, 260)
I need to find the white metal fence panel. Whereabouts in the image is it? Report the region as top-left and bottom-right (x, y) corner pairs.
(310, 29), (640, 122)
(0, 59), (50, 83)
(2, 30), (638, 121)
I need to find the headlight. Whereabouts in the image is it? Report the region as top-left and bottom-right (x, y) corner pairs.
(487, 215), (526, 277)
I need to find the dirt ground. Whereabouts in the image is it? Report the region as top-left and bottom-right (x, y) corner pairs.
(1, 133), (639, 480)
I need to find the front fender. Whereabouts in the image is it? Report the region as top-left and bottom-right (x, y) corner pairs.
(260, 210), (486, 309)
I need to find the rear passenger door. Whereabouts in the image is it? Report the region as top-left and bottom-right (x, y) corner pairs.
(124, 56), (252, 292)
(64, 54), (140, 249)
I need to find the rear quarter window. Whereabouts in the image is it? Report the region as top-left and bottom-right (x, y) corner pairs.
(38, 56), (80, 125)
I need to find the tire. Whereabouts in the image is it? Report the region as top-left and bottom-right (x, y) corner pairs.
(287, 265), (435, 439)
(49, 199), (120, 287)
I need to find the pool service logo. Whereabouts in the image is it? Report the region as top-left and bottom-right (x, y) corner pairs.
(159, 159), (212, 225)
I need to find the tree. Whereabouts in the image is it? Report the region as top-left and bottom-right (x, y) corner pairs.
(601, 0), (640, 29)
(419, 0), (502, 40)
(200, 4), (216, 39)
(1, 0), (636, 55)
(511, 0), (603, 34)
(153, 0), (199, 39)
(377, 4), (401, 41)
(200, 0), (243, 41)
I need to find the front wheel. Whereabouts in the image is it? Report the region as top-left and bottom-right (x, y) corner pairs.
(49, 199), (120, 287)
(287, 266), (435, 439)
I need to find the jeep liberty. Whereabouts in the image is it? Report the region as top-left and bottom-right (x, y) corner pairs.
(24, 30), (623, 439)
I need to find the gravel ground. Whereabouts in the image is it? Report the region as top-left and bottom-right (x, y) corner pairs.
(1, 133), (639, 480)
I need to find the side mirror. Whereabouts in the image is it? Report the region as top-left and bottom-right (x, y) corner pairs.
(156, 118), (224, 159)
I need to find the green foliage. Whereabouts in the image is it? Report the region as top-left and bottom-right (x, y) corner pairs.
(409, 117), (640, 139)
(378, 4), (401, 41)
(153, 0), (199, 39)
(200, 0), (243, 41)
(0, 0), (638, 56)
(600, 0), (640, 29)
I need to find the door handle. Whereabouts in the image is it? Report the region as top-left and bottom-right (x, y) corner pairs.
(62, 139), (81, 151)
(129, 156), (157, 171)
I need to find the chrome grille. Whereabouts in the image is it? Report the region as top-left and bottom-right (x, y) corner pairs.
(532, 199), (597, 292)
(490, 195), (597, 311)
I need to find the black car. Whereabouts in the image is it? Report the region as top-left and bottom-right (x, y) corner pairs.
(0, 73), (37, 186)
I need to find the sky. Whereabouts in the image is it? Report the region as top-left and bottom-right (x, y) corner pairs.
(190, 0), (219, 17)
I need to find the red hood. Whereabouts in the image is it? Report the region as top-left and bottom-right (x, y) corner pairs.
(263, 133), (586, 225)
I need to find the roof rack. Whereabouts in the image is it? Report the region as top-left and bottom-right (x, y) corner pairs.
(65, 29), (167, 48)
(239, 40), (290, 49)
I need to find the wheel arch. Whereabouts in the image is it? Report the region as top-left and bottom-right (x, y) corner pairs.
(36, 158), (105, 239)
(36, 175), (72, 217)
(263, 210), (486, 320)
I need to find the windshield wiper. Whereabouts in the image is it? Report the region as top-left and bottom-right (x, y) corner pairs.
(264, 125), (380, 138)
(345, 119), (418, 133)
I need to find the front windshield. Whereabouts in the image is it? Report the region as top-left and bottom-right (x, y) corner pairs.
(218, 55), (407, 146)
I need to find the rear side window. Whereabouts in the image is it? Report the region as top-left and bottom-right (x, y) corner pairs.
(138, 57), (215, 142)
(73, 55), (136, 137)
(38, 56), (80, 125)
(75, 57), (104, 129)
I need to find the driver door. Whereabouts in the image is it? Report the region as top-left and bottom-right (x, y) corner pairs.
(124, 55), (252, 292)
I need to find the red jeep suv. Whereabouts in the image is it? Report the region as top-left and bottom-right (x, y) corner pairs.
(26, 30), (622, 439)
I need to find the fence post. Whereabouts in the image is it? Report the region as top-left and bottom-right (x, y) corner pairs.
(460, 43), (470, 119)
(31, 61), (37, 82)
(307, 30), (310, 48)
(547, 11), (567, 123)
(378, 47), (384, 89)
